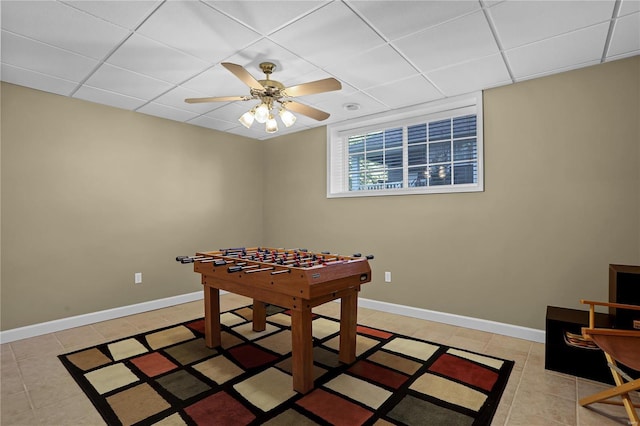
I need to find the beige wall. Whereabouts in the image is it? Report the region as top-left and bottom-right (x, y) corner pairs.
(1, 83), (264, 330)
(263, 56), (640, 330)
(1, 56), (638, 332)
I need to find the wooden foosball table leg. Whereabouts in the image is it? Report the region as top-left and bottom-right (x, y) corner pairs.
(291, 305), (314, 394)
(339, 290), (358, 364)
(204, 285), (221, 348)
(252, 300), (266, 332)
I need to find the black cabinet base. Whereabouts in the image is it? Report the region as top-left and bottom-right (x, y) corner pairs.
(545, 306), (615, 384)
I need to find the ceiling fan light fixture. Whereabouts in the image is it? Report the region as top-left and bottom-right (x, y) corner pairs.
(238, 109), (255, 128)
(279, 107), (296, 127)
(254, 103), (270, 123)
(265, 114), (278, 133)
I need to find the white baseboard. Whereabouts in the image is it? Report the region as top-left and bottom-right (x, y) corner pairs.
(0, 292), (545, 344)
(0, 291), (205, 344)
(358, 297), (545, 343)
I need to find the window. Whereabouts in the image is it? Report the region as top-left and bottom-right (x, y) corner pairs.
(327, 92), (483, 197)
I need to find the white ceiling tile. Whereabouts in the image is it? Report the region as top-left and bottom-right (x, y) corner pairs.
(188, 115), (238, 132)
(2, 0), (130, 59)
(427, 54), (512, 96)
(269, 1), (386, 68)
(608, 12), (640, 57)
(63, 0), (161, 30)
(153, 86), (221, 114)
(73, 85), (146, 110)
(1, 31), (98, 82)
(507, 23), (610, 80)
(347, 0), (480, 40)
(619, 0), (640, 16)
(325, 44), (418, 90)
(203, 102), (254, 123)
(490, 0), (615, 50)
(313, 91), (389, 122)
(180, 65), (246, 95)
(222, 39), (320, 87)
(1, 63), (78, 96)
(224, 123), (272, 139)
(204, 0), (327, 35)
(106, 34), (210, 84)
(394, 10), (499, 73)
(137, 102), (200, 122)
(365, 75), (444, 109)
(83, 63), (174, 100)
(136, 1), (260, 63)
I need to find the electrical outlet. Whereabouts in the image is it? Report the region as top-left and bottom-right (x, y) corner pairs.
(384, 271), (391, 283)
(134, 272), (142, 284)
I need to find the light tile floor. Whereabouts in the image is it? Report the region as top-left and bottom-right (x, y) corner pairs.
(1, 293), (636, 425)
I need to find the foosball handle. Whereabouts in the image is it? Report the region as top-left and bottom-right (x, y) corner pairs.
(366, 255), (374, 260)
(181, 258), (195, 264)
(227, 266), (243, 273)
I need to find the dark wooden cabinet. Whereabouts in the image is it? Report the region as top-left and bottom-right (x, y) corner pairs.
(545, 306), (615, 384)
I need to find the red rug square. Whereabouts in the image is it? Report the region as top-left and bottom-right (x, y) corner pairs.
(429, 353), (499, 392)
(185, 319), (206, 334)
(348, 359), (409, 389)
(130, 352), (177, 377)
(228, 343), (278, 369)
(185, 391), (255, 425)
(357, 325), (393, 339)
(296, 388), (373, 425)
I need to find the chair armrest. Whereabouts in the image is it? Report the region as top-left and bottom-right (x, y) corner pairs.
(580, 299), (640, 331)
(580, 299), (640, 311)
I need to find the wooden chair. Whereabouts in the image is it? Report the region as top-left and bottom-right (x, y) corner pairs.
(579, 299), (640, 425)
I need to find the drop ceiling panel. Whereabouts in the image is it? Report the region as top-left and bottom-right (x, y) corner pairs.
(347, 0), (480, 40)
(153, 86), (220, 114)
(428, 54), (512, 96)
(180, 66), (245, 96)
(608, 12), (640, 57)
(1, 31), (98, 82)
(73, 85), (146, 110)
(135, 1), (260, 63)
(619, 0), (640, 16)
(204, 0), (327, 35)
(324, 44), (418, 90)
(507, 23), (610, 79)
(2, 0), (130, 60)
(312, 91), (389, 124)
(1, 63), (78, 96)
(394, 10), (499, 73)
(137, 102), (200, 122)
(366, 75), (444, 109)
(221, 39), (320, 88)
(82, 63), (174, 100)
(63, 0), (161, 30)
(269, 1), (386, 68)
(106, 34), (210, 84)
(188, 115), (238, 133)
(489, 0), (615, 49)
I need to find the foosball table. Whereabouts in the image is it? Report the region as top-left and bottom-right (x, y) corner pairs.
(177, 247), (373, 393)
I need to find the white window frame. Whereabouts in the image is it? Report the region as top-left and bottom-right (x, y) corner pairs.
(327, 92), (484, 198)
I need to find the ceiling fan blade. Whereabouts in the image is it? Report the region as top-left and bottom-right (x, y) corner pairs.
(221, 62), (264, 91)
(285, 101), (330, 121)
(284, 78), (341, 97)
(185, 96), (248, 104)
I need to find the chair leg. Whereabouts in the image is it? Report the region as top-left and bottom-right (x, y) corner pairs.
(579, 353), (639, 426)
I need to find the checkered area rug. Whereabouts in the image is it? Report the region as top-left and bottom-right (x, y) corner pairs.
(58, 305), (514, 425)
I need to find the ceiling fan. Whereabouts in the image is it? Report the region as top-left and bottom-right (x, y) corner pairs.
(185, 62), (342, 133)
